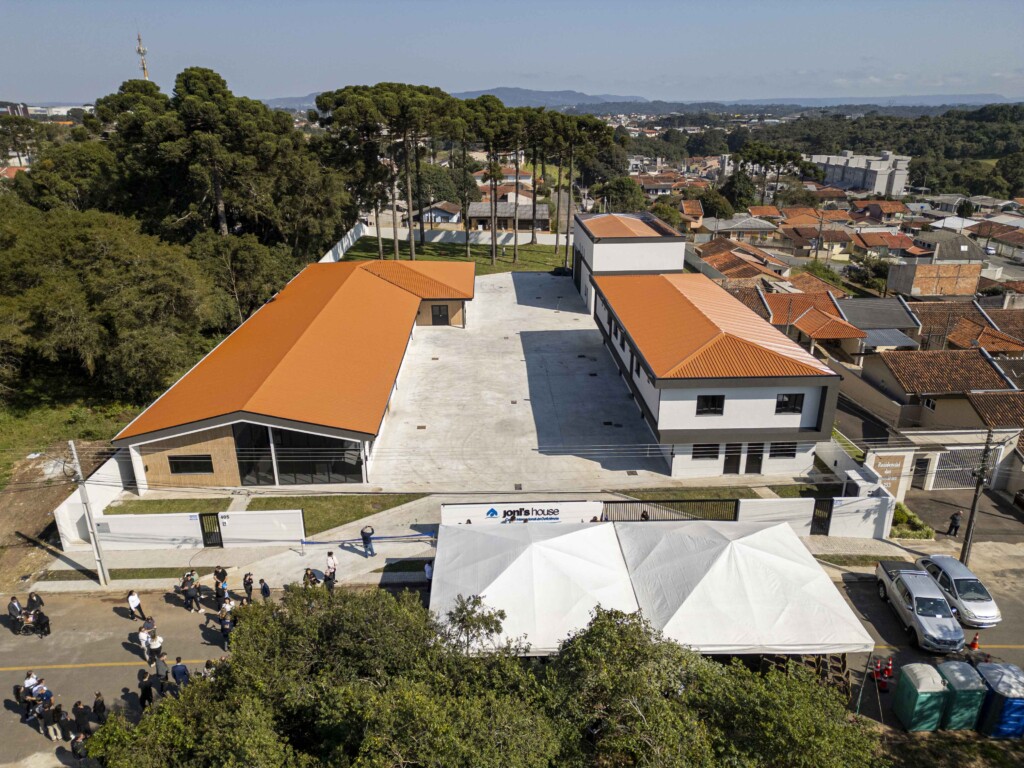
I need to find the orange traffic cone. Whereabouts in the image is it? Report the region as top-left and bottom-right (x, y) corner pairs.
(884, 657), (894, 681)
(875, 659), (888, 692)
(969, 633), (980, 651)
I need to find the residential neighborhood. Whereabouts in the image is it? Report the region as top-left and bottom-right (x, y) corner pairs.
(3, 2), (1024, 767)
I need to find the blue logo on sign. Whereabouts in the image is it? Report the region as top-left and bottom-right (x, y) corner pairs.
(486, 508), (499, 518)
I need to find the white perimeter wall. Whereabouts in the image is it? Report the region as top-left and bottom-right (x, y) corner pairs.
(321, 224), (570, 262)
(737, 495), (893, 539)
(54, 450), (136, 552)
(94, 509), (305, 551)
(658, 385), (823, 431)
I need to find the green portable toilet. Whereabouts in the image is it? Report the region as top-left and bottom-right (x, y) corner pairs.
(892, 663), (948, 732)
(937, 661), (986, 730)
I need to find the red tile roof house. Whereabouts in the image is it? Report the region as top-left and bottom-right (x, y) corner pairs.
(472, 167), (533, 187)
(592, 272), (839, 479)
(113, 261), (475, 490)
(850, 200), (911, 225)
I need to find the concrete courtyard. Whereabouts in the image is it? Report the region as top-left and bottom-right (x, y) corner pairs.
(370, 271), (672, 491)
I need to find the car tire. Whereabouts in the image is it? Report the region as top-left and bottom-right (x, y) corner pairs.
(877, 582), (887, 601)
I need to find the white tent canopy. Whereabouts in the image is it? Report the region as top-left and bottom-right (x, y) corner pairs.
(429, 521), (874, 656)
(428, 522), (639, 655)
(617, 521), (875, 655)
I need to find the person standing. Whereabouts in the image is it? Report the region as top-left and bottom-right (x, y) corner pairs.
(148, 633), (164, 667)
(171, 657), (190, 688)
(93, 692), (107, 725)
(72, 700), (90, 736)
(184, 581), (200, 613)
(71, 733), (88, 761)
(360, 525), (376, 557)
(42, 702), (60, 742)
(126, 590), (146, 621)
(8, 595), (23, 627)
(324, 569), (336, 593)
(243, 572), (254, 602)
(326, 551), (338, 574)
(424, 560), (433, 581)
(220, 612), (233, 651)
(947, 510), (964, 537)
(154, 653), (170, 695)
(138, 670), (154, 709)
(26, 592), (44, 612)
(259, 579), (271, 603)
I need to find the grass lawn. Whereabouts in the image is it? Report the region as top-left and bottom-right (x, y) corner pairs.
(343, 237), (567, 276)
(105, 497), (232, 514)
(373, 558), (431, 574)
(769, 483), (846, 499)
(0, 399), (134, 489)
(621, 487), (758, 501)
(39, 566), (214, 582)
(247, 493), (426, 536)
(882, 727), (1024, 768)
(815, 554), (906, 567)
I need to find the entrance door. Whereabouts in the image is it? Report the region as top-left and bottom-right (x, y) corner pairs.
(431, 304), (450, 326)
(723, 444), (742, 475)
(912, 457), (930, 489)
(199, 513), (223, 547)
(744, 443), (764, 475)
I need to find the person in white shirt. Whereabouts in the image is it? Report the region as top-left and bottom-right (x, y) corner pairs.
(126, 590), (146, 621)
(424, 561), (433, 581)
(326, 551), (338, 576)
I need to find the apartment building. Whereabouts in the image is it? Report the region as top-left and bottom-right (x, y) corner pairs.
(807, 150), (910, 197)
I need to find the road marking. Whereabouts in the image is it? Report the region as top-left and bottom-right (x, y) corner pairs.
(874, 644), (1024, 651)
(0, 660), (211, 672)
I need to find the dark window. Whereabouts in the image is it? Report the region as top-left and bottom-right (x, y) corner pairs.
(775, 393), (805, 414)
(633, 358), (641, 376)
(769, 442), (798, 459)
(692, 444), (720, 460)
(696, 395), (725, 416)
(233, 424), (274, 486)
(168, 455), (214, 475)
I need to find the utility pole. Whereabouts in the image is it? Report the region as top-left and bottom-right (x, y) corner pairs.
(960, 429), (994, 568)
(68, 440), (110, 585)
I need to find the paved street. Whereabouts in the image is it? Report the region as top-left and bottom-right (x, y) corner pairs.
(907, 488), (1024, 543)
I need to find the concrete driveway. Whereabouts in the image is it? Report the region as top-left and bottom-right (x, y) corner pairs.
(906, 488), (1024, 543)
(370, 272), (671, 491)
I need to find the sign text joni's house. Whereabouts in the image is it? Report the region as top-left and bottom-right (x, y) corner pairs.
(113, 261), (475, 491)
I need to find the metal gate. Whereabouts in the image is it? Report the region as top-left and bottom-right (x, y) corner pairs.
(933, 449), (982, 490)
(602, 499), (739, 522)
(199, 513), (223, 547)
(811, 498), (833, 536)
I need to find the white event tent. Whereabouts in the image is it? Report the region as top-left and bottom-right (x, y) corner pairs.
(428, 522), (639, 655)
(429, 520), (874, 656)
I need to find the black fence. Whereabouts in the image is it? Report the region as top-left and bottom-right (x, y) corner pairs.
(603, 499), (740, 522)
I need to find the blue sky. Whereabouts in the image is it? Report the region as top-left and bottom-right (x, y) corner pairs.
(4, 0), (1023, 103)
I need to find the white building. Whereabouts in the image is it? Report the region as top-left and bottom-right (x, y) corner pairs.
(572, 213), (687, 313)
(592, 273), (839, 479)
(808, 150), (910, 197)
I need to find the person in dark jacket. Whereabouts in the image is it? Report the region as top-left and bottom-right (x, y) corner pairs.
(138, 670), (154, 708)
(184, 582), (200, 613)
(259, 579), (271, 602)
(360, 525), (376, 557)
(154, 653), (170, 695)
(72, 700), (90, 735)
(243, 572), (254, 602)
(171, 657), (190, 688)
(93, 692), (107, 725)
(220, 613), (233, 651)
(26, 592), (44, 612)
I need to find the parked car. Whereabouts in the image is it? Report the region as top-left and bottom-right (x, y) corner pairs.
(876, 561), (965, 653)
(915, 555), (1002, 628)
(985, 245), (997, 256)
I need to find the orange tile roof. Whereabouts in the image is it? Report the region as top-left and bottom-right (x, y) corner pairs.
(748, 205), (781, 218)
(788, 272), (848, 298)
(781, 207), (819, 219)
(579, 213), (674, 238)
(851, 200), (910, 214)
(593, 273), (833, 379)
(763, 292), (841, 325)
(115, 261), (475, 442)
(681, 199), (704, 217)
(946, 317), (1024, 353)
(703, 251), (780, 279)
(879, 350), (1010, 394)
(696, 237), (788, 267)
(791, 306), (866, 340)
(360, 260), (475, 299)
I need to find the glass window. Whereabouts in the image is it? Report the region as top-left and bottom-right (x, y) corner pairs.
(923, 398), (937, 411)
(954, 579), (992, 601)
(775, 393), (805, 414)
(273, 428), (363, 484)
(915, 597), (953, 618)
(233, 424), (274, 485)
(769, 442), (798, 459)
(696, 395), (725, 416)
(168, 455), (214, 475)
(692, 444), (720, 460)
(938, 571), (952, 591)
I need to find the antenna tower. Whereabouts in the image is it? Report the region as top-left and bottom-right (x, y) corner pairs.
(136, 33), (150, 80)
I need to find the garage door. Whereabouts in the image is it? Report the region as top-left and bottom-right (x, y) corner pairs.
(933, 448), (982, 490)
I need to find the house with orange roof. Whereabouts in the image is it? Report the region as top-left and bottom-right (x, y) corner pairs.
(572, 212), (688, 312)
(112, 261), (475, 489)
(592, 272), (839, 478)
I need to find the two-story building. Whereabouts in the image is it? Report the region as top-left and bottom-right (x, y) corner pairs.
(572, 212), (687, 313)
(592, 272), (839, 478)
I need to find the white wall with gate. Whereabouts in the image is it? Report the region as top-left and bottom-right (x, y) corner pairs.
(92, 509), (305, 551)
(53, 450), (136, 552)
(736, 495), (894, 539)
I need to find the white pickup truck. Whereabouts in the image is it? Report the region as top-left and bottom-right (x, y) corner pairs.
(875, 560), (965, 653)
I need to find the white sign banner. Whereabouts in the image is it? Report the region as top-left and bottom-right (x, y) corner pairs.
(440, 501), (604, 525)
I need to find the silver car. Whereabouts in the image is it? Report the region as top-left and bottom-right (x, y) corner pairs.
(916, 555), (1002, 629)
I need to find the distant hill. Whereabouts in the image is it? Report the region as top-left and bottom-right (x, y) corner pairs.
(264, 92), (322, 111)
(726, 94), (1011, 107)
(451, 87), (649, 107)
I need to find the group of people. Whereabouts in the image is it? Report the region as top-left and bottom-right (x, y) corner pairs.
(16, 671), (106, 758)
(7, 592), (50, 637)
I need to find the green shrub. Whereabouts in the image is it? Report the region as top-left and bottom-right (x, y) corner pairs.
(889, 502), (934, 540)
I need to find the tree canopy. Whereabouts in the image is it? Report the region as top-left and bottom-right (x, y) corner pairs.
(86, 589), (882, 768)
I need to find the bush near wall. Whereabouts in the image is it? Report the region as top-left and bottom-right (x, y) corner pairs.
(889, 502), (935, 539)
